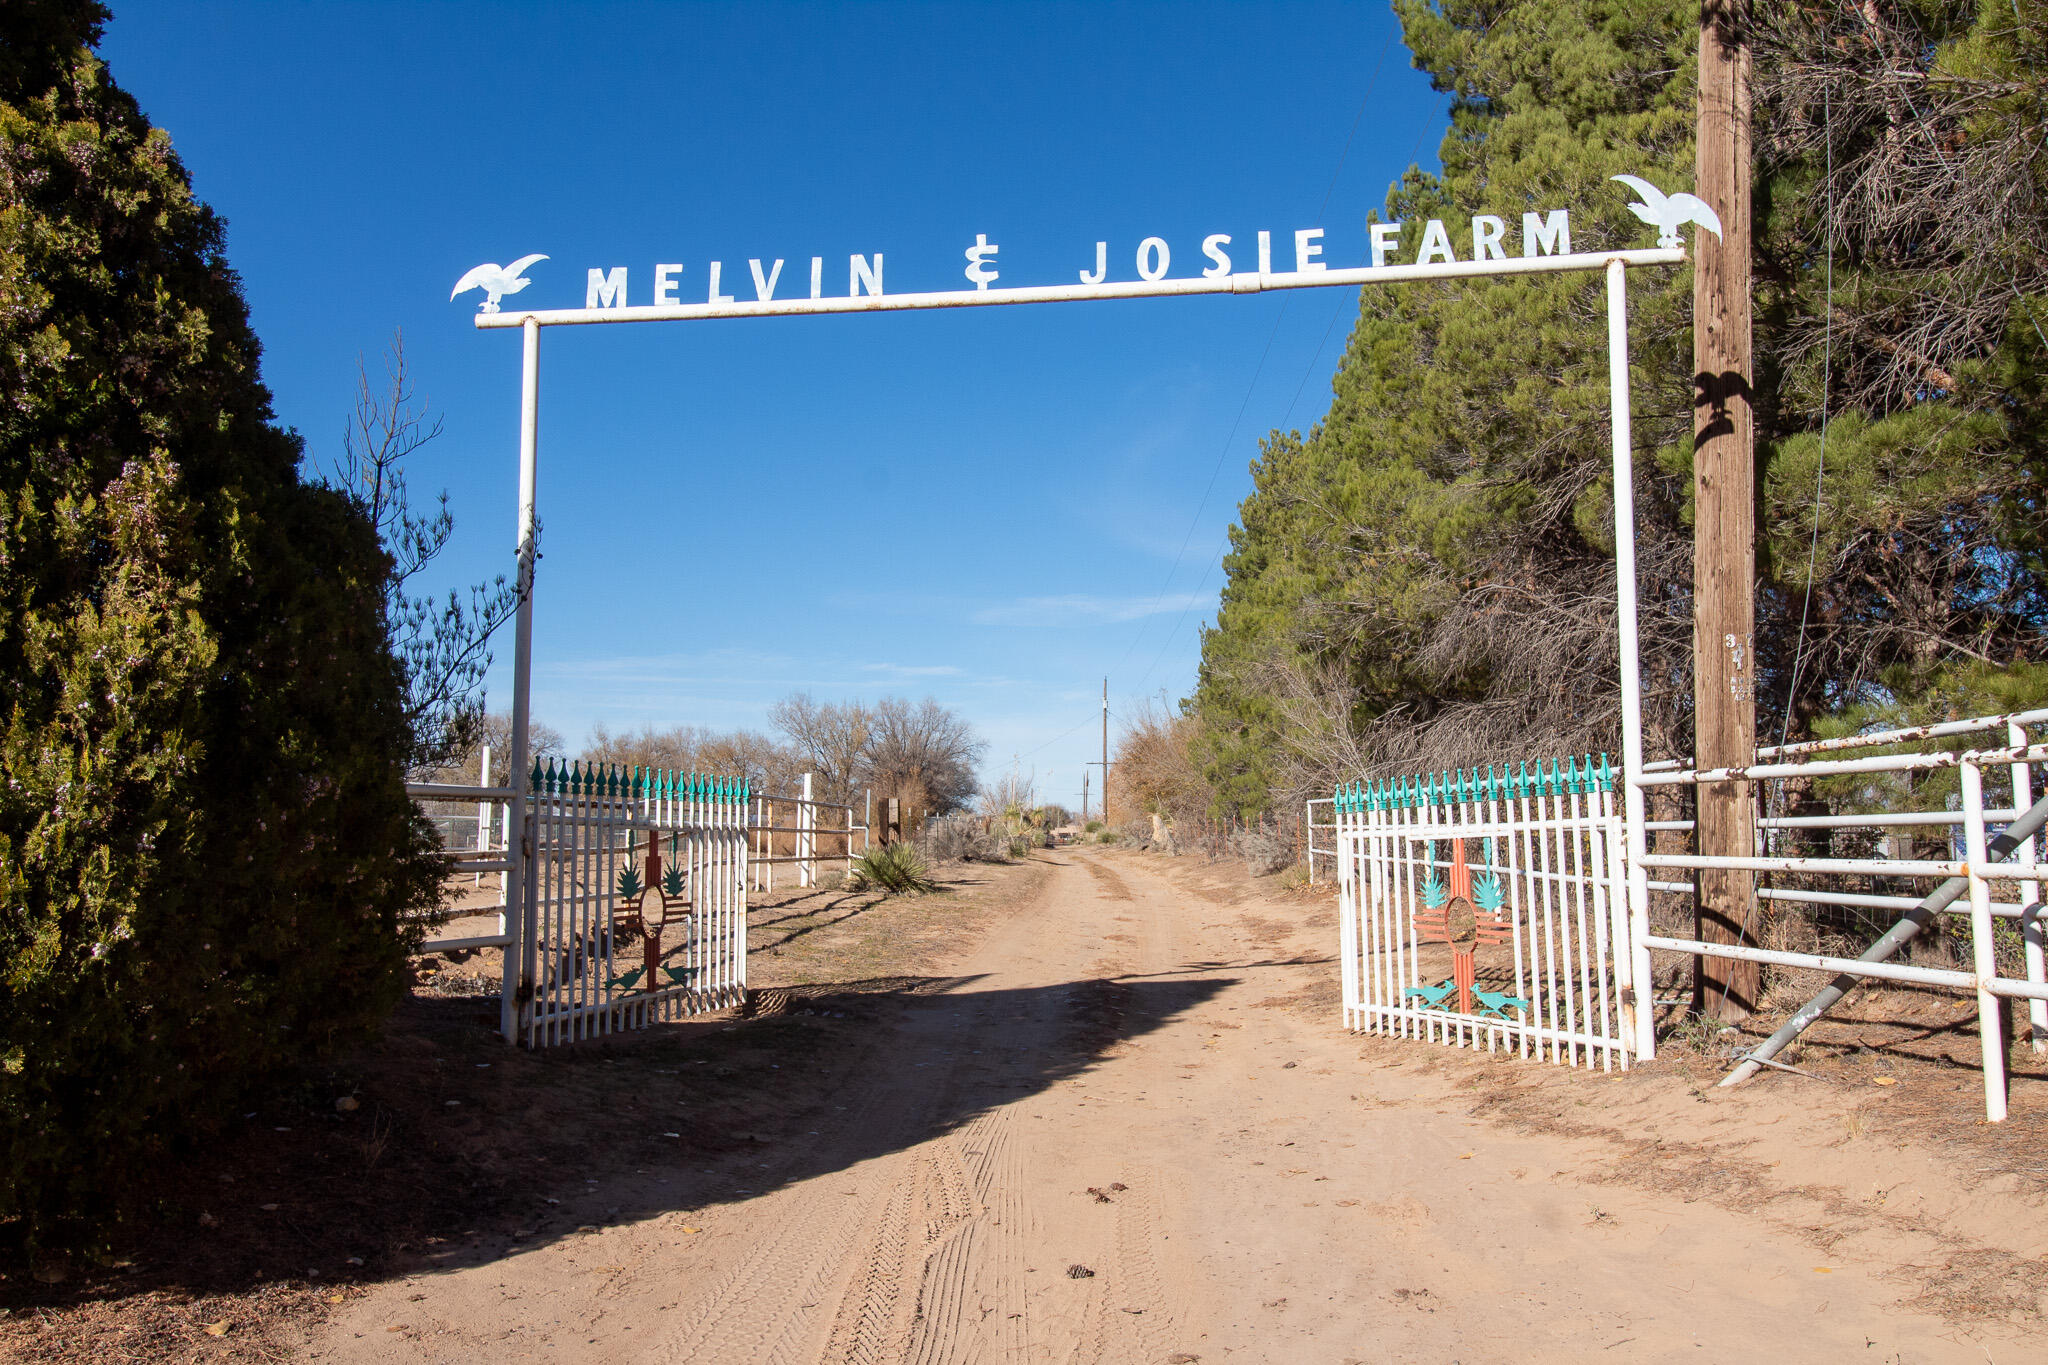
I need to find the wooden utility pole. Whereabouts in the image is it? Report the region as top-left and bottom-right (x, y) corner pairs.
(1693, 0), (1759, 1021)
(1082, 768), (1090, 823)
(1101, 678), (1111, 828)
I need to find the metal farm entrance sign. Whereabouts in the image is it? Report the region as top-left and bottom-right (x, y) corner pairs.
(446, 186), (1700, 1050)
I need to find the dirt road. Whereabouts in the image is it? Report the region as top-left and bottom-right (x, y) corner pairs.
(314, 847), (2045, 1363)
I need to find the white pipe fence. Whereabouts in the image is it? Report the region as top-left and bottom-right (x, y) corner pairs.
(1626, 707), (2047, 1122)
(747, 773), (867, 890)
(1305, 796), (1336, 884)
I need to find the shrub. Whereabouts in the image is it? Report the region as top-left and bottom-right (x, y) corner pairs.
(1229, 824), (1294, 876)
(847, 842), (939, 895)
(921, 815), (1003, 863)
(0, 6), (442, 1248)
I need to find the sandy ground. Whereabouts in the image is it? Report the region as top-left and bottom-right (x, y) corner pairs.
(309, 846), (2047, 1364)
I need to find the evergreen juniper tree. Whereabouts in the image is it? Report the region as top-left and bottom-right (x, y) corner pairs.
(0, 0), (441, 1243)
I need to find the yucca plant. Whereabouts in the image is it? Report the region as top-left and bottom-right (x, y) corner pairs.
(847, 841), (939, 895)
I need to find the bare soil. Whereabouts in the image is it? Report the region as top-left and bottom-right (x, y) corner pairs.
(7, 846), (2046, 1362)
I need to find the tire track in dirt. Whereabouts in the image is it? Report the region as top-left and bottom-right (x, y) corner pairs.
(645, 1075), (920, 1364)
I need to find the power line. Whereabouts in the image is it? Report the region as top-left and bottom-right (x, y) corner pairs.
(1778, 85), (1835, 751)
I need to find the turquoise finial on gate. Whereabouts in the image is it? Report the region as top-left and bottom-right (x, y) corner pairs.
(1598, 753), (1614, 792)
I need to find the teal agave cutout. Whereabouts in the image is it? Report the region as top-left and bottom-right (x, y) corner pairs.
(1472, 869), (1505, 915)
(616, 861), (645, 902)
(1420, 843), (1447, 910)
(663, 859), (686, 899)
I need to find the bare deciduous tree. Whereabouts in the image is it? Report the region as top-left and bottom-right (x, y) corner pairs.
(320, 333), (520, 774)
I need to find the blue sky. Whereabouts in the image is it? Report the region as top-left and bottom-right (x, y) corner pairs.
(103, 1), (1446, 811)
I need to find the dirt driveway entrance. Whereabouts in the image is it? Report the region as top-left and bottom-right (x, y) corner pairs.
(314, 847), (2045, 1363)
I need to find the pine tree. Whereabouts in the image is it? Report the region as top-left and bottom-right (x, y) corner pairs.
(1194, 0), (2048, 811)
(1195, 0), (1702, 808)
(0, 0), (441, 1241)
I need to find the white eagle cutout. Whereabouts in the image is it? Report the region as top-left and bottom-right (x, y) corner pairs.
(1610, 176), (1723, 249)
(451, 254), (548, 313)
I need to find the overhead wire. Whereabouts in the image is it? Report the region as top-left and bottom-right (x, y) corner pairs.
(1777, 86), (1835, 751)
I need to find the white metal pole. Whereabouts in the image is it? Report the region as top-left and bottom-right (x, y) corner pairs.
(475, 745), (492, 887)
(1961, 761), (2010, 1120)
(501, 315), (540, 1046)
(2010, 718), (2047, 1052)
(1605, 258), (1656, 1062)
(1305, 799), (1315, 884)
(801, 771), (815, 888)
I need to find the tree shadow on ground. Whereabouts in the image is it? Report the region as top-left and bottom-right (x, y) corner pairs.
(4, 968), (1229, 1336)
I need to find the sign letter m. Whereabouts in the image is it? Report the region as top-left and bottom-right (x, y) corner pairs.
(1521, 211), (1571, 258)
(587, 267), (629, 309)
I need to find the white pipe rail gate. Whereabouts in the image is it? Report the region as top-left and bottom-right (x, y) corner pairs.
(1304, 795), (1336, 884)
(750, 773), (867, 891)
(1335, 758), (1636, 1070)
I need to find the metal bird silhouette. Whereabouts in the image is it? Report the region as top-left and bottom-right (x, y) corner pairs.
(1610, 176), (1723, 249)
(451, 254), (549, 313)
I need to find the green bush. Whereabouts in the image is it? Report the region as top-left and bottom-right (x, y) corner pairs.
(0, 3), (442, 1248)
(847, 842), (939, 895)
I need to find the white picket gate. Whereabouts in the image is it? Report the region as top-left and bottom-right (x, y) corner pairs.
(1334, 757), (1640, 1070)
(521, 761), (749, 1047)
